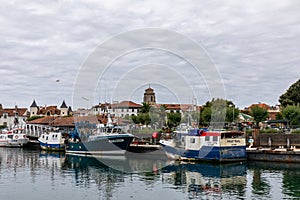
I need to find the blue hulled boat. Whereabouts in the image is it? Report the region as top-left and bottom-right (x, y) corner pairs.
(160, 129), (247, 162)
(38, 130), (66, 151)
(65, 126), (134, 156)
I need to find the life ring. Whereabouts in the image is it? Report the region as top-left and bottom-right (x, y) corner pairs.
(15, 135), (19, 139)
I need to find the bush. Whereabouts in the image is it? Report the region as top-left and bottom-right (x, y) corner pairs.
(0, 125), (7, 129)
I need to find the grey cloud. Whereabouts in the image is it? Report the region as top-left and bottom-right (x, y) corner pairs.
(0, 0), (299, 109)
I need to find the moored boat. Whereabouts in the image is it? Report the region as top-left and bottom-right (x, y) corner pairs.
(0, 128), (29, 147)
(160, 129), (247, 162)
(65, 126), (134, 156)
(38, 130), (66, 151)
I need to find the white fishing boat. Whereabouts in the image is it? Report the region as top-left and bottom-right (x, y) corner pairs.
(0, 128), (29, 147)
(38, 130), (66, 151)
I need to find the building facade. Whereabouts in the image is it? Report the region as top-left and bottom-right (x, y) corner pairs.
(0, 104), (28, 128)
(29, 100), (72, 117)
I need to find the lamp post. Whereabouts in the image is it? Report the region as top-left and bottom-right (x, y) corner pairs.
(229, 104), (235, 128)
(233, 107), (235, 124)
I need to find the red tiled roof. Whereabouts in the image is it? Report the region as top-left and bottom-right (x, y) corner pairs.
(93, 102), (110, 109)
(28, 116), (100, 127)
(110, 101), (142, 108)
(249, 103), (270, 110)
(145, 87), (154, 92)
(158, 104), (201, 112)
(28, 116), (57, 125)
(73, 116), (99, 124)
(37, 106), (61, 115)
(0, 108), (28, 117)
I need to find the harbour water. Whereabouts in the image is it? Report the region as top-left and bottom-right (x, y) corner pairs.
(0, 147), (299, 200)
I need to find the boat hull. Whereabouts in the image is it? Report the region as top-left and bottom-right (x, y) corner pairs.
(38, 132), (66, 151)
(66, 134), (134, 155)
(161, 144), (247, 162)
(39, 142), (65, 151)
(0, 138), (29, 147)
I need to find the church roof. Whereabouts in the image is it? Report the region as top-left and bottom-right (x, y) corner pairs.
(145, 87), (154, 92)
(60, 100), (68, 108)
(30, 100), (38, 108)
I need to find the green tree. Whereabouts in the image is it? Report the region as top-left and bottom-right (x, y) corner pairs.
(226, 106), (240, 123)
(200, 98), (239, 126)
(140, 102), (151, 113)
(250, 106), (268, 127)
(275, 112), (283, 120)
(166, 112), (181, 129)
(131, 115), (139, 124)
(279, 79), (300, 106)
(281, 105), (300, 127)
(200, 106), (212, 126)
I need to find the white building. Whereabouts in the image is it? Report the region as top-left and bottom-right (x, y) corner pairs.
(0, 104), (28, 128)
(109, 101), (142, 117)
(90, 101), (142, 117)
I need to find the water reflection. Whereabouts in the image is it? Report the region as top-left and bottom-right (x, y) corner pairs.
(161, 162), (247, 199)
(0, 148), (300, 200)
(247, 161), (300, 199)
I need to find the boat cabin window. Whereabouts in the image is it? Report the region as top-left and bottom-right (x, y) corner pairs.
(205, 136), (210, 141)
(7, 135), (13, 139)
(213, 136), (218, 142)
(190, 138), (195, 143)
(221, 132), (244, 139)
(46, 136), (48, 140)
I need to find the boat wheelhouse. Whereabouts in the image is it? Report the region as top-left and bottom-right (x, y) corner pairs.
(65, 126), (134, 156)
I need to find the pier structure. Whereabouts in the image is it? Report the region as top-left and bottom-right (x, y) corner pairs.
(25, 124), (50, 139)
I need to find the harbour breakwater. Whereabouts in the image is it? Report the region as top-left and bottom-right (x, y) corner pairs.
(246, 132), (300, 162)
(247, 132), (300, 148)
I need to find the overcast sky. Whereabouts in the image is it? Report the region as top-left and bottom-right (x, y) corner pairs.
(0, 0), (299, 109)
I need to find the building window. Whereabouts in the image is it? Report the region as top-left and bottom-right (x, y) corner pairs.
(3, 113), (7, 119)
(132, 109), (134, 112)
